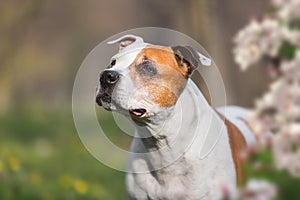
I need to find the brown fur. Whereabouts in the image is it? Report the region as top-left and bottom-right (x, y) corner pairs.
(145, 84), (177, 107)
(136, 46), (189, 77)
(217, 112), (247, 186)
(129, 46), (188, 107)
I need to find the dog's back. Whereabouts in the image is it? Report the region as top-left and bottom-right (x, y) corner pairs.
(217, 106), (256, 146)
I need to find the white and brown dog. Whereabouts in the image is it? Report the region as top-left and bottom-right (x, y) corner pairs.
(96, 35), (255, 199)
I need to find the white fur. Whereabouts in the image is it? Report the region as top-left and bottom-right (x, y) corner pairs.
(126, 80), (237, 200)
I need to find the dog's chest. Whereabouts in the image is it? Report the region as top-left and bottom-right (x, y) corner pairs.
(126, 157), (214, 200)
(126, 133), (236, 200)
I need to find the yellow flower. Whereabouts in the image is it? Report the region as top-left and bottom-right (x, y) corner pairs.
(29, 172), (42, 185)
(7, 156), (20, 172)
(58, 174), (72, 189)
(0, 160), (3, 172)
(73, 179), (88, 194)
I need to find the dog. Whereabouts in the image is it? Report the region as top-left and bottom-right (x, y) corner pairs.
(96, 35), (256, 199)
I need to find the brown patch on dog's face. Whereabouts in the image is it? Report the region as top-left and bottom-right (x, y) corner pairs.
(145, 83), (177, 107)
(129, 46), (189, 107)
(135, 46), (190, 77)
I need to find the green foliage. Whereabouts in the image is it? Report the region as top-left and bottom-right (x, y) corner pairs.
(279, 42), (297, 60)
(0, 107), (129, 199)
(244, 149), (300, 200)
(265, 6), (279, 15)
(290, 18), (300, 30)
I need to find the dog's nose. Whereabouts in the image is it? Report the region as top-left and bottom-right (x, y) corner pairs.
(100, 70), (120, 85)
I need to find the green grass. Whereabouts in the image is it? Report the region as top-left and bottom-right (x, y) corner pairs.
(2, 106), (300, 199)
(0, 106), (130, 199)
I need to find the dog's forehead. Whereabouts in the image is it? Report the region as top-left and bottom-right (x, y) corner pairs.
(111, 50), (141, 71)
(111, 45), (176, 71)
(135, 45), (175, 64)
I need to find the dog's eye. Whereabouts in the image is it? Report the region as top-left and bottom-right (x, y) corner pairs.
(107, 59), (116, 69)
(136, 60), (158, 76)
(111, 59), (116, 66)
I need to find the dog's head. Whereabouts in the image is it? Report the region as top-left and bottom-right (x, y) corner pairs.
(96, 35), (211, 123)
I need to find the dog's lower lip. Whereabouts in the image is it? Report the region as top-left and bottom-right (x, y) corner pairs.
(96, 95), (103, 106)
(96, 93), (111, 106)
(129, 108), (147, 117)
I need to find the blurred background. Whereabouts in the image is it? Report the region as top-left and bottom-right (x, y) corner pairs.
(0, 0), (272, 199)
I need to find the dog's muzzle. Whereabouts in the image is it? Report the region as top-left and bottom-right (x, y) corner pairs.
(96, 70), (120, 106)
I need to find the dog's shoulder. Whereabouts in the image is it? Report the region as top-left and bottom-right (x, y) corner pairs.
(215, 106), (256, 185)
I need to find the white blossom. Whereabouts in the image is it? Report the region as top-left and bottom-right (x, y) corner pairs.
(282, 29), (300, 47)
(272, 0), (300, 22)
(233, 18), (285, 70)
(241, 179), (277, 200)
(273, 124), (300, 177)
(234, 0), (300, 179)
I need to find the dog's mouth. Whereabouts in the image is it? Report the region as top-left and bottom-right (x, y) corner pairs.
(96, 91), (149, 118)
(129, 108), (147, 117)
(96, 94), (148, 118)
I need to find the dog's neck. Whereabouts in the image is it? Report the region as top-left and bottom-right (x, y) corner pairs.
(126, 80), (236, 199)
(131, 80), (219, 171)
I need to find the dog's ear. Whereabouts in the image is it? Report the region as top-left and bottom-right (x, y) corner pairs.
(107, 35), (145, 52)
(171, 46), (211, 76)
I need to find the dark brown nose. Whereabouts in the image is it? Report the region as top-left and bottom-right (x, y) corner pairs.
(100, 70), (120, 87)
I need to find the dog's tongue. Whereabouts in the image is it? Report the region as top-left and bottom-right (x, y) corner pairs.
(130, 108), (146, 117)
(133, 111), (143, 116)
